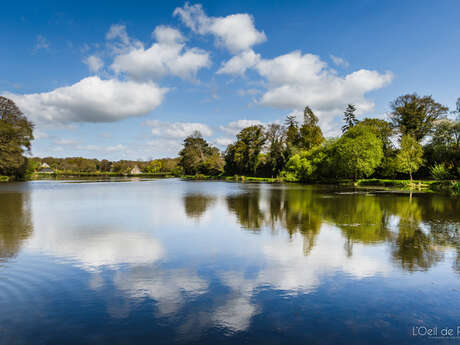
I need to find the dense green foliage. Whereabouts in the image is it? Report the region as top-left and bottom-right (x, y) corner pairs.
(389, 94), (449, 142)
(335, 126), (384, 180)
(0, 97), (34, 178)
(218, 95), (459, 183)
(300, 106), (325, 150)
(27, 156), (180, 175)
(224, 125), (266, 176)
(178, 131), (223, 175)
(396, 135), (424, 182)
(429, 163), (451, 180)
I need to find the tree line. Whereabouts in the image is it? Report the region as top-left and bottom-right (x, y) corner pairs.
(179, 94), (460, 182)
(0, 96), (181, 177)
(27, 157), (180, 175)
(1, 94), (459, 181)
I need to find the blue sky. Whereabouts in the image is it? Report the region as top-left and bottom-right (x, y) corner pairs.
(2, 0), (459, 160)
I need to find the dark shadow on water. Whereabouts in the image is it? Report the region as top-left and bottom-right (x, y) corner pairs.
(183, 193), (217, 220)
(0, 192), (33, 261)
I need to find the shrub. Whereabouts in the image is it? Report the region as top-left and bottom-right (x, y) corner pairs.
(453, 182), (460, 195)
(430, 163), (451, 180)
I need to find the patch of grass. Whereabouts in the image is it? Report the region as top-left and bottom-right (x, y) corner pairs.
(181, 174), (283, 183)
(357, 179), (436, 189)
(0, 175), (10, 182)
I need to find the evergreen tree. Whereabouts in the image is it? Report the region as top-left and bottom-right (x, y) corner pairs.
(342, 104), (358, 133)
(303, 106), (319, 126)
(284, 115), (300, 148)
(300, 106), (325, 150)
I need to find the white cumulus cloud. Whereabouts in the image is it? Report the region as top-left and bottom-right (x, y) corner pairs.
(215, 137), (234, 147)
(111, 25), (210, 81)
(217, 50), (261, 75)
(145, 119), (213, 138)
(218, 50), (393, 118)
(219, 119), (263, 135)
(5, 76), (168, 124)
(174, 3), (266, 53)
(253, 51), (393, 131)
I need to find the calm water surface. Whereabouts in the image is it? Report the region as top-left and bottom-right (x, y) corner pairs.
(0, 179), (459, 344)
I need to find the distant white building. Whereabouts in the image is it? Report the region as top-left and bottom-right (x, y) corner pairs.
(39, 163), (54, 173)
(129, 165), (142, 175)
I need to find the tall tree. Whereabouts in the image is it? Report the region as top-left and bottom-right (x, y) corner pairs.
(179, 131), (223, 175)
(224, 125), (266, 176)
(284, 115), (300, 152)
(299, 106), (325, 150)
(0, 97), (34, 177)
(265, 123), (287, 176)
(358, 118), (394, 153)
(335, 125), (383, 181)
(342, 104), (358, 133)
(389, 94), (448, 142)
(424, 118), (460, 168)
(357, 118), (397, 177)
(396, 134), (424, 183)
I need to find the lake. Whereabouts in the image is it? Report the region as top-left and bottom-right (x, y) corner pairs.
(0, 179), (459, 345)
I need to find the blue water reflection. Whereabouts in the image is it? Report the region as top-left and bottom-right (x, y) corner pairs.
(0, 179), (459, 344)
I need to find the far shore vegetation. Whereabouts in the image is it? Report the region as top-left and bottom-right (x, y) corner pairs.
(1, 94), (459, 194)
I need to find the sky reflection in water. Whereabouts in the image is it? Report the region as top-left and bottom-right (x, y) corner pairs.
(0, 179), (459, 344)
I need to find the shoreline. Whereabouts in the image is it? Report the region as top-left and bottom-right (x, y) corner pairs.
(180, 175), (459, 194)
(2, 173), (458, 195)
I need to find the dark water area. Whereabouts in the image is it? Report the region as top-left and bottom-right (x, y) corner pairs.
(0, 179), (459, 345)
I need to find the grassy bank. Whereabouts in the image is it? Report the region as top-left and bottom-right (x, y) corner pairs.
(356, 178), (459, 194)
(181, 174), (281, 183)
(356, 179), (436, 189)
(181, 174), (459, 195)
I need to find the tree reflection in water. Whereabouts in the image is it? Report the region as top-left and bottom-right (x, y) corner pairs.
(0, 192), (33, 260)
(217, 184), (460, 273)
(183, 193), (217, 220)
